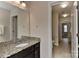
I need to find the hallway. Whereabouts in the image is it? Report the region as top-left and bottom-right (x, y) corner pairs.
(53, 38), (71, 58)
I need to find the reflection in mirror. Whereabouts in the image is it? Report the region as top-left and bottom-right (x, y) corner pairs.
(0, 8), (10, 42)
(10, 1), (30, 41)
(0, 1), (30, 42)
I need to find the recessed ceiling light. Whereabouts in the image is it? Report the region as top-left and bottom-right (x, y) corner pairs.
(62, 14), (69, 17)
(21, 2), (26, 7)
(60, 2), (69, 8)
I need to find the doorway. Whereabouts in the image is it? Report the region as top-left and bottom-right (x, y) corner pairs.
(51, 1), (74, 58)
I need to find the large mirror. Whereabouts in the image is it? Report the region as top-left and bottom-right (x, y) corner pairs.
(0, 1), (30, 42)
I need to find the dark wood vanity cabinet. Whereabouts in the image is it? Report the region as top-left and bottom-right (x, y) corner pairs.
(34, 42), (40, 58)
(8, 42), (40, 58)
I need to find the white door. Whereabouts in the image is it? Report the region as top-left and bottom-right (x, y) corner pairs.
(71, 1), (78, 58)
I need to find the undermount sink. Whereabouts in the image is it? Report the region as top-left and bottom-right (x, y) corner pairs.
(16, 43), (29, 48)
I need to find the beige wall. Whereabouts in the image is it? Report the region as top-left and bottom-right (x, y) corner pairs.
(30, 1), (52, 58)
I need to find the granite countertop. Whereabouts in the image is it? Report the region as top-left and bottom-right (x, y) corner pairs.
(0, 37), (40, 58)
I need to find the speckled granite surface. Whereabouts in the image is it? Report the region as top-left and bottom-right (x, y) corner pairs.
(0, 36), (40, 58)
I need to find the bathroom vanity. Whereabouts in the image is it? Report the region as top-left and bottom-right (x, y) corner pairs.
(0, 37), (40, 58)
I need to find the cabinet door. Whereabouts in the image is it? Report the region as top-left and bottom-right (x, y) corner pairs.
(35, 42), (40, 58)
(8, 42), (40, 58)
(35, 48), (40, 58)
(24, 52), (35, 58)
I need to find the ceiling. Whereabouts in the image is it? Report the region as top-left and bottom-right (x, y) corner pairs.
(52, 1), (74, 18)
(0, 1), (28, 11)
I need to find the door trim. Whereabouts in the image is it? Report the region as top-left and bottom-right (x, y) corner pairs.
(48, 1), (65, 58)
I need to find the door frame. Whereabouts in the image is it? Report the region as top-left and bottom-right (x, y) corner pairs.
(48, 1), (78, 58)
(71, 1), (78, 57)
